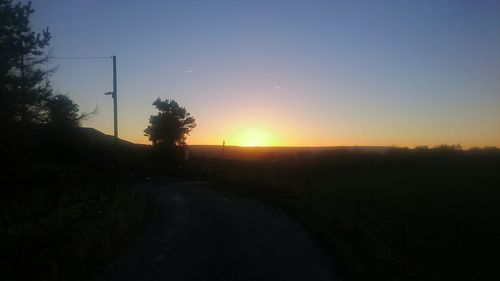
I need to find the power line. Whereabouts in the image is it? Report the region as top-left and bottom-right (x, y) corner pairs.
(52, 56), (112, 59)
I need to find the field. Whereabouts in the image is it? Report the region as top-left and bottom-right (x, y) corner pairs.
(187, 146), (500, 281)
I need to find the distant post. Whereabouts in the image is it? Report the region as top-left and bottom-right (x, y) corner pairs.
(222, 140), (225, 158)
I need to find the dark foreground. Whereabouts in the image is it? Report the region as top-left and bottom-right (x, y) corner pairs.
(99, 180), (337, 281)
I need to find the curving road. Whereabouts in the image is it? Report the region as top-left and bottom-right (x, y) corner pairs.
(99, 180), (338, 281)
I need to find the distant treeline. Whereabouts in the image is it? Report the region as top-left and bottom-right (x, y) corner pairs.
(188, 143), (499, 163)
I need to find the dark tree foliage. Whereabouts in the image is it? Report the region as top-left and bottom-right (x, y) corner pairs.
(0, 0), (53, 126)
(45, 94), (81, 128)
(0, 0), (92, 167)
(144, 98), (196, 147)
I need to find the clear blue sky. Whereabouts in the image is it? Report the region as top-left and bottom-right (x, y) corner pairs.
(31, 0), (500, 147)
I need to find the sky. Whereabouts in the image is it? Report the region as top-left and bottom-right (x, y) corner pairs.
(30, 0), (500, 147)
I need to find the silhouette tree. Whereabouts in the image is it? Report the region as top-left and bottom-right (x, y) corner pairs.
(1, 0), (92, 165)
(0, 0), (53, 126)
(45, 94), (96, 128)
(45, 95), (79, 127)
(144, 98), (196, 147)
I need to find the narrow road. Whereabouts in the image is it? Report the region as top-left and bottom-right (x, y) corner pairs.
(99, 180), (338, 281)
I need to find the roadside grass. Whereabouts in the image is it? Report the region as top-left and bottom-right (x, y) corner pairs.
(0, 166), (155, 281)
(199, 149), (500, 281)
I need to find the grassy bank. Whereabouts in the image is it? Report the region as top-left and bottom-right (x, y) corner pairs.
(1, 166), (155, 281)
(197, 148), (500, 281)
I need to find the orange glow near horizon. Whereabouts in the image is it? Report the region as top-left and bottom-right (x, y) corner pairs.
(106, 96), (500, 149)
(122, 133), (500, 149)
(230, 128), (275, 147)
(116, 123), (500, 149)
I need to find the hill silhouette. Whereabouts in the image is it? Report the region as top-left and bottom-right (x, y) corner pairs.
(78, 127), (138, 147)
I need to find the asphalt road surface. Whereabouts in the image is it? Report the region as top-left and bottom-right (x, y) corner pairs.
(99, 180), (338, 281)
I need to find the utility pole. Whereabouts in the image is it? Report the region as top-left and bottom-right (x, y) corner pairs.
(104, 56), (118, 187)
(53, 54), (119, 178)
(111, 55), (118, 188)
(105, 55), (118, 143)
(112, 55), (118, 143)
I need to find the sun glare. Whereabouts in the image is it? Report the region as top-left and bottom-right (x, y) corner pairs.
(235, 128), (272, 147)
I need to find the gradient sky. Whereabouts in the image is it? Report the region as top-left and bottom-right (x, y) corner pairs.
(30, 0), (500, 147)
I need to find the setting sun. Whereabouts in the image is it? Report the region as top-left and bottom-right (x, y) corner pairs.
(233, 128), (273, 147)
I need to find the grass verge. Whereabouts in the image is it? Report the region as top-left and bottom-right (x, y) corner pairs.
(1, 170), (155, 281)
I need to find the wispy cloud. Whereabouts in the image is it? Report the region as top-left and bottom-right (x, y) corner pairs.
(185, 70), (194, 73)
(273, 86), (281, 89)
